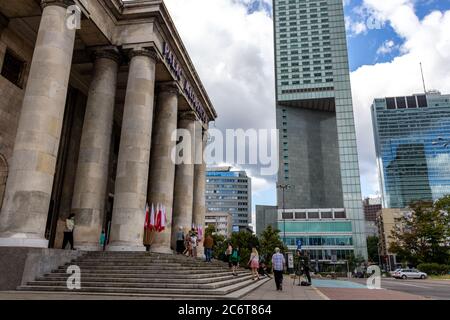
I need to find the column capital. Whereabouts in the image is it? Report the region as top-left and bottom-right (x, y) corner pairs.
(41, 0), (75, 10)
(92, 47), (121, 64)
(179, 111), (198, 122)
(157, 82), (181, 96)
(129, 48), (158, 63)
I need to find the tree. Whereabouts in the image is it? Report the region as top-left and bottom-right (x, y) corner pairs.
(388, 196), (450, 265)
(258, 225), (287, 268)
(367, 236), (380, 264)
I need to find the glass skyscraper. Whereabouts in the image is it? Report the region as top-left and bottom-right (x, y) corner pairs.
(273, 0), (367, 259)
(372, 92), (450, 208)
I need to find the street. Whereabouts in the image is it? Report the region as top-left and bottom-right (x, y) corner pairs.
(349, 278), (450, 300)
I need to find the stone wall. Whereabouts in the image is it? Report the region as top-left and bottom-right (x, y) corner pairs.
(0, 247), (84, 290)
(0, 27), (33, 210)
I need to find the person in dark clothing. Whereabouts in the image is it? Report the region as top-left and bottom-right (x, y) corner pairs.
(296, 250), (312, 285)
(62, 214), (75, 250)
(175, 227), (185, 254)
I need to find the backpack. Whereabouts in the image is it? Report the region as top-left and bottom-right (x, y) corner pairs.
(231, 249), (239, 262)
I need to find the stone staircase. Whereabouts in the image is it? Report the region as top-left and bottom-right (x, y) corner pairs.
(17, 251), (270, 299)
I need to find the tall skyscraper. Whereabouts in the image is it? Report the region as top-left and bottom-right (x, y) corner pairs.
(372, 92), (450, 208)
(206, 167), (252, 231)
(273, 0), (367, 259)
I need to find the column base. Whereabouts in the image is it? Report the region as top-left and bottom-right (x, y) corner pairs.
(106, 244), (146, 252)
(0, 236), (49, 248)
(150, 244), (173, 254)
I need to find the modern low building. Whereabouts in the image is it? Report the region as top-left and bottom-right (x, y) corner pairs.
(376, 208), (411, 271)
(0, 0), (217, 254)
(273, 0), (367, 259)
(372, 91), (450, 208)
(205, 212), (232, 237)
(363, 198), (381, 237)
(206, 167), (252, 231)
(277, 208), (354, 265)
(255, 205), (278, 236)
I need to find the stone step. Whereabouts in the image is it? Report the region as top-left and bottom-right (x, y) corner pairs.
(69, 260), (225, 268)
(50, 268), (246, 276)
(18, 278), (258, 296)
(37, 274), (244, 284)
(26, 275), (253, 290)
(57, 265), (223, 271)
(45, 270), (249, 279)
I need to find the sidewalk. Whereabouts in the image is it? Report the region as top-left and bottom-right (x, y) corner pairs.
(242, 276), (327, 300)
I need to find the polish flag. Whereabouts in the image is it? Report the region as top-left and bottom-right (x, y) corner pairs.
(149, 203), (156, 231)
(144, 203), (150, 230)
(160, 205), (167, 232)
(155, 203), (162, 232)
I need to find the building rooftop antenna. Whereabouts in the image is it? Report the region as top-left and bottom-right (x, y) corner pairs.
(420, 62), (427, 94)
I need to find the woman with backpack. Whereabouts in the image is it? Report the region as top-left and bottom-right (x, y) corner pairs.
(230, 246), (240, 276)
(248, 247), (260, 280)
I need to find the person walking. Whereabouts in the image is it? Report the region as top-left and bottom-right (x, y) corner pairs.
(203, 234), (214, 262)
(225, 243), (233, 270)
(230, 246), (240, 276)
(176, 226), (185, 254)
(62, 214), (75, 250)
(271, 247), (286, 291)
(99, 229), (106, 251)
(248, 247), (260, 280)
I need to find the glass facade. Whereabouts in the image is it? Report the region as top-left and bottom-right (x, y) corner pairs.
(206, 167), (252, 229)
(372, 92), (450, 208)
(273, 0), (367, 259)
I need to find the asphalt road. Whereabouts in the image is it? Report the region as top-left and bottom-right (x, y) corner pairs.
(349, 278), (450, 300)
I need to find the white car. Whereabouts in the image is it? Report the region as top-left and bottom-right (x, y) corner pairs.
(393, 268), (427, 279)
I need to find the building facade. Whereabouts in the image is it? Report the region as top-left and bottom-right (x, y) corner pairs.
(273, 0), (367, 259)
(376, 208), (411, 271)
(363, 197), (381, 237)
(277, 208), (354, 264)
(372, 92), (450, 208)
(0, 0), (216, 253)
(205, 212), (232, 237)
(255, 205), (278, 236)
(206, 167), (251, 231)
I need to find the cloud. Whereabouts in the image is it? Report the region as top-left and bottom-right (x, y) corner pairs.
(163, 0), (450, 205)
(376, 39), (398, 56)
(351, 0), (450, 195)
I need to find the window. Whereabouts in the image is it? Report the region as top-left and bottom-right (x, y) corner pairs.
(1, 49), (26, 87)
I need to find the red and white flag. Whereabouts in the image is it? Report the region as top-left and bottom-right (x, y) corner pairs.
(160, 205), (167, 232)
(149, 203), (155, 231)
(144, 203), (150, 230)
(154, 203), (161, 232)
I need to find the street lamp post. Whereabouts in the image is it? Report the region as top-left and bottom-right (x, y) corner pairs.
(277, 184), (292, 245)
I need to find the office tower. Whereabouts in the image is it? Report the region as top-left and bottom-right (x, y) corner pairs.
(206, 167), (252, 231)
(372, 92), (450, 208)
(273, 0), (367, 259)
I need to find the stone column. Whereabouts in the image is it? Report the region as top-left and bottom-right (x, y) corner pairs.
(0, 0), (76, 248)
(107, 49), (157, 252)
(192, 127), (208, 258)
(148, 83), (179, 254)
(171, 111), (197, 250)
(71, 48), (120, 251)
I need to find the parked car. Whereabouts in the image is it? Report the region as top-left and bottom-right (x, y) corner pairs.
(393, 268), (427, 279)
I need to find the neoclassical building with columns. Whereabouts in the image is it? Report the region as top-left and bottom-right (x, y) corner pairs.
(0, 0), (216, 254)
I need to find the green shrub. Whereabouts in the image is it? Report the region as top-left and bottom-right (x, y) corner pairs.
(417, 263), (449, 275)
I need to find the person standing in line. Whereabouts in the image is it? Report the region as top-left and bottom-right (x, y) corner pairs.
(203, 234), (214, 263)
(271, 247), (286, 291)
(176, 226), (185, 254)
(62, 214), (75, 250)
(225, 242), (233, 270)
(248, 247), (260, 280)
(230, 246), (240, 276)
